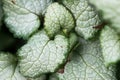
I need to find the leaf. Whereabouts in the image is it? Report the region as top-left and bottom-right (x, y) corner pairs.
(18, 30), (77, 77)
(3, 0), (53, 39)
(44, 3), (75, 38)
(60, 0), (101, 39)
(89, 0), (120, 33)
(51, 38), (117, 80)
(100, 26), (120, 66)
(0, 0), (3, 27)
(3, 0), (40, 39)
(0, 52), (26, 80)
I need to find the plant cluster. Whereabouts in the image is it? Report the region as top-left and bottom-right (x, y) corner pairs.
(0, 0), (120, 80)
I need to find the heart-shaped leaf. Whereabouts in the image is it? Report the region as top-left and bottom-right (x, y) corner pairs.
(18, 30), (77, 77)
(44, 3), (75, 38)
(60, 0), (101, 39)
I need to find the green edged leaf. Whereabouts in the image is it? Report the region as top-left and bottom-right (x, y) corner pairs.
(89, 0), (120, 33)
(100, 26), (120, 66)
(44, 3), (75, 38)
(0, 52), (26, 80)
(51, 38), (116, 80)
(61, 0), (101, 39)
(3, 0), (40, 39)
(18, 30), (73, 77)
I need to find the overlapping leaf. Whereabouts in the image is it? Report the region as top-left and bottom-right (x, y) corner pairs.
(44, 3), (74, 38)
(3, 0), (53, 39)
(50, 38), (116, 80)
(60, 0), (101, 39)
(100, 26), (120, 66)
(0, 52), (26, 80)
(89, 0), (120, 33)
(18, 30), (77, 77)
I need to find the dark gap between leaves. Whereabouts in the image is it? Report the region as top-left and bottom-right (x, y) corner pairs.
(115, 61), (120, 80)
(0, 23), (27, 54)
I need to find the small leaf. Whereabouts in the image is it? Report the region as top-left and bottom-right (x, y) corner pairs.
(61, 0), (101, 39)
(51, 38), (116, 80)
(89, 0), (120, 33)
(18, 30), (75, 77)
(100, 26), (120, 66)
(68, 33), (78, 50)
(0, 52), (26, 80)
(44, 3), (75, 38)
